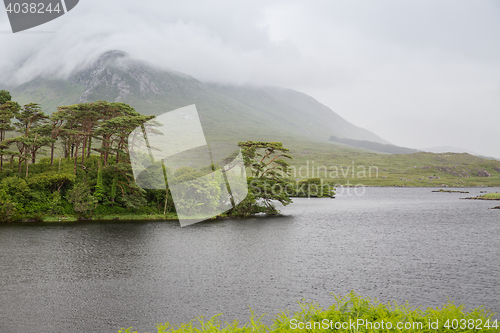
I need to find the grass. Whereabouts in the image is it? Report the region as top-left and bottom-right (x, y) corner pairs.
(118, 292), (498, 333)
(477, 193), (500, 200)
(461, 192), (500, 201)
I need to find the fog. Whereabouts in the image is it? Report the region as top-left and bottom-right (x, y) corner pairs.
(1, 0), (499, 157)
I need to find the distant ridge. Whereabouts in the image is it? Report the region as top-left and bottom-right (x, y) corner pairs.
(329, 135), (420, 154)
(420, 146), (499, 161)
(420, 146), (479, 155)
(9, 50), (388, 145)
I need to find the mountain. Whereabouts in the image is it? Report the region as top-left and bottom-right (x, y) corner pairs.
(8, 50), (387, 145)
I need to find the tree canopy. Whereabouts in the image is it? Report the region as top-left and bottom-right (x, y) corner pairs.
(0, 91), (316, 222)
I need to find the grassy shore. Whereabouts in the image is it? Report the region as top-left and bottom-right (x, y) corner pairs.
(41, 212), (252, 222)
(479, 193), (500, 199)
(464, 192), (500, 201)
(42, 213), (179, 222)
(118, 292), (498, 333)
(432, 189), (470, 193)
(33, 190), (500, 222)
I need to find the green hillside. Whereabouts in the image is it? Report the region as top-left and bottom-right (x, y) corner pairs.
(285, 141), (500, 187)
(7, 50), (500, 187)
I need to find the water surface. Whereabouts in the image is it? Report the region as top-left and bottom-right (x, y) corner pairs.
(0, 187), (499, 333)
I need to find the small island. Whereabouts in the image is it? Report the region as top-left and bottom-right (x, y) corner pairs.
(462, 193), (500, 200)
(432, 189), (469, 193)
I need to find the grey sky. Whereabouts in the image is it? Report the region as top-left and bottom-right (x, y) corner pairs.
(1, 0), (499, 157)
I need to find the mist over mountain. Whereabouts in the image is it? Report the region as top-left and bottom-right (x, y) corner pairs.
(8, 50), (388, 145)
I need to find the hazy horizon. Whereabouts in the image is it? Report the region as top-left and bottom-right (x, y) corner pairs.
(1, 0), (499, 158)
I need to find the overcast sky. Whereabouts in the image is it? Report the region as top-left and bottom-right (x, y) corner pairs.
(1, 0), (499, 157)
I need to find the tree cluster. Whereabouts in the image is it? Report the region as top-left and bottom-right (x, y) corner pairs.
(0, 90), (297, 222)
(0, 90), (158, 220)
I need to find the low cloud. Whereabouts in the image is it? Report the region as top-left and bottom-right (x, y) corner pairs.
(1, 0), (499, 157)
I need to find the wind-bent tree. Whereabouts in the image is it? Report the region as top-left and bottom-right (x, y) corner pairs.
(238, 141), (292, 179)
(236, 141), (293, 213)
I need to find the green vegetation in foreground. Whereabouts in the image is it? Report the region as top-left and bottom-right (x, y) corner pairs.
(118, 292), (498, 333)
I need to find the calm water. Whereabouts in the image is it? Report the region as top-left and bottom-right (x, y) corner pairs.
(1, 187), (499, 333)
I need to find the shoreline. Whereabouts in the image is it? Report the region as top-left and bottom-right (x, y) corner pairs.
(461, 197), (500, 200)
(3, 186), (499, 224)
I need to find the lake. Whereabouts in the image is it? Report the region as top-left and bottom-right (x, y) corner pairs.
(1, 187), (499, 333)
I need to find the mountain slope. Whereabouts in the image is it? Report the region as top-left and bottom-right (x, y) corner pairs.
(9, 50), (387, 145)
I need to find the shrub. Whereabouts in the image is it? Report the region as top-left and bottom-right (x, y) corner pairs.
(0, 189), (19, 222)
(119, 292), (498, 333)
(66, 183), (98, 217)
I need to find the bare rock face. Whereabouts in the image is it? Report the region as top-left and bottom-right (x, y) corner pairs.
(477, 170), (492, 177)
(70, 50), (206, 104)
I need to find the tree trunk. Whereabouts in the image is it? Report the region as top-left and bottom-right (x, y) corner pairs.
(74, 144), (79, 175)
(64, 139), (69, 158)
(116, 140), (122, 164)
(50, 141), (55, 165)
(103, 134), (112, 166)
(87, 136), (92, 158)
(81, 135), (87, 166)
(164, 190), (168, 215)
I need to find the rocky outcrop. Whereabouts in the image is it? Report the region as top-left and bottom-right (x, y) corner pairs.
(477, 170), (492, 177)
(70, 50), (206, 104)
(435, 166), (470, 178)
(434, 166), (497, 178)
